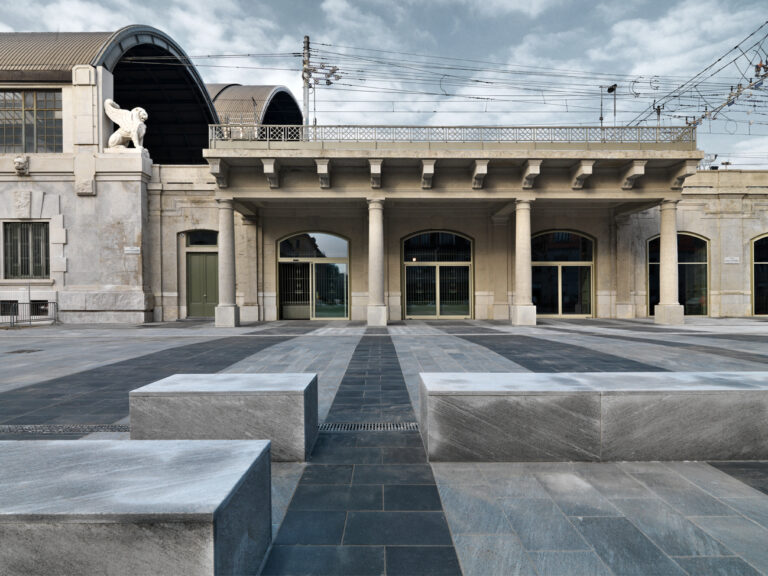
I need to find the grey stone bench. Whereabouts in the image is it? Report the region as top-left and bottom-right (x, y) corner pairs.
(130, 373), (318, 461)
(0, 439), (271, 576)
(419, 372), (768, 461)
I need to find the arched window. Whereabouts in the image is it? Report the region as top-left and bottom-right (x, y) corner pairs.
(754, 235), (768, 315)
(403, 231), (472, 318)
(532, 231), (594, 316)
(648, 233), (708, 315)
(403, 231), (472, 262)
(278, 232), (349, 320)
(279, 232), (348, 259)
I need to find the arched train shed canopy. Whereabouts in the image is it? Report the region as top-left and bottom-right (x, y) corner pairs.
(207, 84), (303, 125)
(0, 25), (218, 164)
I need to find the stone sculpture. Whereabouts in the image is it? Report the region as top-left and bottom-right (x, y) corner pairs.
(13, 155), (29, 176)
(104, 99), (148, 152)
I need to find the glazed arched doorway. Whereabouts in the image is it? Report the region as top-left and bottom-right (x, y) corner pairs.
(532, 231), (594, 317)
(402, 231), (473, 319)
(277, 232), (349, 320)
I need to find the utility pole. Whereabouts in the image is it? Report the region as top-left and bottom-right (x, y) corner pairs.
(302, 35), (310, 127)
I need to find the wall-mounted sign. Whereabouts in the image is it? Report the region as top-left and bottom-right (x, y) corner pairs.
(124, 246), (141, 255)
(724, 256), (740, 264)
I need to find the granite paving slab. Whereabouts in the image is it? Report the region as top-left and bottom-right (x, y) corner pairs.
(572, 516), (688, 575)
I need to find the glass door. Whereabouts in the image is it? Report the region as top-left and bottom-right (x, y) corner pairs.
(561, 266), (592, 314)
(532, 266), (558, 314)
(440, 266), (470, 316)
(532, 265), (592, 316)
(314, 262), (348, 318)
(279, 262), (310, 319)
(405, 264), (471, 318)
(405, 266), (436, 316)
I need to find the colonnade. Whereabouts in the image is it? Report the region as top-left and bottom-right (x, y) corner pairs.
(213, 198), (684, 327)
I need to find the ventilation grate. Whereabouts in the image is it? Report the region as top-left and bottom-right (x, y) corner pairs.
(319, 422), (419, 432)
(0, 424), (130, 435)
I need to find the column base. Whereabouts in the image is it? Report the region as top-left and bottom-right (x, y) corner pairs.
(510, 305), (537, 326)
(615, 303), (636, 319)
(215, 305), (240, 327)
(492, 303), (510, 321)
(239, 305), (260, 323)
(367, 305), (388, 327)
(654, 304), (684, 325)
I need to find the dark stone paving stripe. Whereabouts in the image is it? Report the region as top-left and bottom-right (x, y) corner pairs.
(540, 327), (768, 366)
(537, 322), (768, 364)
(265, 334), (459, 576)
(708, 461), (768, 496)
(0, 336), (292, 431)
(325, 335), (416, 423)
(459, 334), (667, 372)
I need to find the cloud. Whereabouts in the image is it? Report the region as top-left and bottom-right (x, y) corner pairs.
(407, 0), (563, 18)
(585, 0), (765, 77)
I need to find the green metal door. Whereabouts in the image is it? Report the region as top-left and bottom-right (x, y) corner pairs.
(187, 253), (218, 317)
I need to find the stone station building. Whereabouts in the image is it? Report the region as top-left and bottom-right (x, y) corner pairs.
(1, 25), (767, 327)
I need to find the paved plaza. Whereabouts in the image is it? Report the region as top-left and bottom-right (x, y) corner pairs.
(2, 318), (768, 575)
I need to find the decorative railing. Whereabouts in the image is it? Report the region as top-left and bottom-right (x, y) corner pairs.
(209, 124), (696, 145)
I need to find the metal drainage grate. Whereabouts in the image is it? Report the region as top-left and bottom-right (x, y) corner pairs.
(318, 422), (419, 432)
(0, 424), (130, 435)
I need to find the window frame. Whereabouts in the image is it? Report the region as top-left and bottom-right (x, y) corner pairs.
(0, 89), (63, 153)
(2, 221), (50, 280)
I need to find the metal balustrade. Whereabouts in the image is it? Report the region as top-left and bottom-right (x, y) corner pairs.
(209, 124), (696, 145)
(0, 301), (58, 327)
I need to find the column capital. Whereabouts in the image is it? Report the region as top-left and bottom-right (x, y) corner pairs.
(367, 198), (385, 209)
(659, 199), (679, 210)
(215, 198), (234, 209)
(515, 198), (534, 209)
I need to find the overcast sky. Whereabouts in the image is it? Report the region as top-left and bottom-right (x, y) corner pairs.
(2, 0), (767, 167)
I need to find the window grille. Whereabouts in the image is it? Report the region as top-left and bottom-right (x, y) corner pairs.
(3, 222), (49, 279)
(0, 90), (62, 153)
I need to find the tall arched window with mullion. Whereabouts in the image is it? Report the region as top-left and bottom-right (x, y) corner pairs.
(754, 235), (768, 315)
(531, 231), (594, 316)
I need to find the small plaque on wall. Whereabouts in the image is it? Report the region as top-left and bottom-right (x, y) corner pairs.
(124, 246), (141, 255)
(724, 256), (740, 264)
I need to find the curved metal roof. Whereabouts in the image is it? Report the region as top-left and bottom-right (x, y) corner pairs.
(0, 26), (217, 118)
(0, 25), (219, 164)
(0, 32), (112, 72)
(207, 84), (302, 124)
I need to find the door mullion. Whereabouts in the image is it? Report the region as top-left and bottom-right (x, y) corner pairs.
(309, 263), (315, 320)
(557, 265), (562, 316)
(435, 264), (441, 319)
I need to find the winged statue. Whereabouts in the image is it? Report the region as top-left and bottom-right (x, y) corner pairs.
(104, 99), (148, 152)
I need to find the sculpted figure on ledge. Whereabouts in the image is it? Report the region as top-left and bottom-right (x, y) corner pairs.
(104, 99), (148, 154)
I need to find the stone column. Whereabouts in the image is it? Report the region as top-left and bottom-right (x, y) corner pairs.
(654, 200), (684, 324)
(491, 215), (510, 320)
(215, 199), (240, 327)
(367, 198), (387, 326)
(511, 200), (537, 325)
(615, 215), (636, 319)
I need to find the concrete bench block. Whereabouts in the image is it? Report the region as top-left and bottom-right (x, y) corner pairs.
(130, 373), (318, 461)
(0, 439), (271, 576)
(420, 372), (768, 462)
